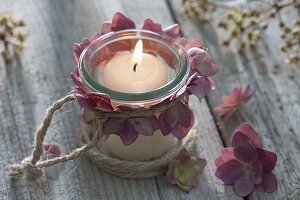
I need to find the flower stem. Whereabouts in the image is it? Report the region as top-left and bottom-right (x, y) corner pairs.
(236, 106), (259, 132)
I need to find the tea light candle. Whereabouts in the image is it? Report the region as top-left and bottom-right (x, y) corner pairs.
(101, 40), (174, 161)
(102, 40), (168, 93)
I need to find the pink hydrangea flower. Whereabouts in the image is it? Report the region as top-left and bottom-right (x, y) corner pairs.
(186, 73), (214, 99)
(71, 73), (113, 112)
(179, 38), (217, 99)
(214, 85), (256, 120)
(180, 38), (218, 77)
(103, 116), (160, 145)
(159, 102), (194, 139)
(142, 18), (180, 40)
(73, 12), (180, 64)
(111, 12), (136, 31)
(166, 148), (207, 191)
(215, 123), (278, 197)
(73, 33), (100, 62)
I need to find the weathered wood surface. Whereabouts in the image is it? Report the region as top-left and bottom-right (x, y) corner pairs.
(0, 0), (241, 200)
(0, 0), (299, 199)
(169, 0), (300, 199)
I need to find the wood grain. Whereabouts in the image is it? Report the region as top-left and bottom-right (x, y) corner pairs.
(168, 0), (300, 199)
(0, 0), (239, 199)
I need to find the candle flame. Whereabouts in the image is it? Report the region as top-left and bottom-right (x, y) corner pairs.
(132, 40), (143, 67)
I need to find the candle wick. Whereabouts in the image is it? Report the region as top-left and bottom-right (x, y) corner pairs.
(133, 63), (138, 72)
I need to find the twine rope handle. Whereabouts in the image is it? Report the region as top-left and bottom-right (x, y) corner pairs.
(9, 94), (105, 181)
(9, 93), (190, 181)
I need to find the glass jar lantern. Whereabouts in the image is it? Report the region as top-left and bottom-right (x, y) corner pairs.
(78, 29), (190, 161)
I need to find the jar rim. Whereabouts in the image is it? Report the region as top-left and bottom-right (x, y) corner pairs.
(79, 29), (190, 103)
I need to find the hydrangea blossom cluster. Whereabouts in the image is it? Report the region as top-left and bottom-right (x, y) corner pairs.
(215, 123), (278, 197)
(166, 148), (207, 191)
(71, 12), (218, 145)
(214, 85), (255, 121)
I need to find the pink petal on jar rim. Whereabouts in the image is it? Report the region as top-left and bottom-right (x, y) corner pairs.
(101, 22), (112, 35)
(142, 18), (162, 33)
(111, 12), (136, 31)
(163, 24), (180, 40)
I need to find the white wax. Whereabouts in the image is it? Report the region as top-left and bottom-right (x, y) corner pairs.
(102, 52), (168, 93)
(101, 49), (175, 161)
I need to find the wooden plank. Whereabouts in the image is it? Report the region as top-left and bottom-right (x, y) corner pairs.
(0, 0), (239, 200)
(0, 1), (159, 200)
(168, 0), (300, 199)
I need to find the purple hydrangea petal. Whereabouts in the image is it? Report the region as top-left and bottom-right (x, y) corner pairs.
(103, 117), (126, 135)
(233, 144), (259, 163)
(257, 172), (278, 193)
(187, 47), (218, 76)
(159, 103), (194, 139)
(130, 116), (160, 136)
(86, 92), (113, 112)
(234, 175), (255, 197)
(215, 160), (244, 184)
(75, 93), (96, 111)
(159, 113), (173, 136)
(119, 121), (139, 145)
(111, 12), (136, 31)
(187, 47), (208, 69)
(73, 33), (100, 62)
(162, 24), (180, 40)
(71, 72), (86, 92)
(101, 22), (112, 35)
(75, 92), (113, 112)
(187, 74), (212, 99)
(142, 18), (162, 33)
(177, 103), (193, 127)
(251, 160), (263, 184)
(256, 148), (277, 173)
(215, 147), (236, 167)
(231, 123), (262, 148)
(171, 119), (194, 139)
(73, 39), (89, 62)
(184, 38), (203, 50)
(43, 144), (61, 159)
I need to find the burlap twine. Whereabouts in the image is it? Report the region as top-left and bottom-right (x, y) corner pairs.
(9, 94), (196, 181)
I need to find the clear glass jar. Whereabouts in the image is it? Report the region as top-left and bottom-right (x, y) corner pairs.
(79, 29), (190, 161)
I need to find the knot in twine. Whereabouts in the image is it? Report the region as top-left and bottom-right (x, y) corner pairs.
(9, 93), (196, 181)
(10, 157), (43, 181)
